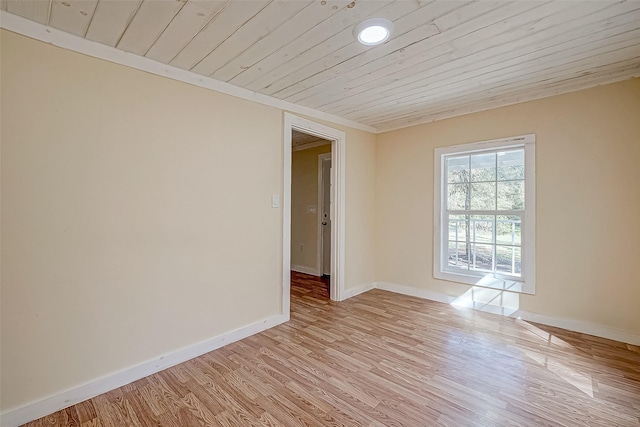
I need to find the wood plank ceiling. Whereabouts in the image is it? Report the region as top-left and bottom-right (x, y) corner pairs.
(3, 0), (640, 132)
(292, 129), (331, 150)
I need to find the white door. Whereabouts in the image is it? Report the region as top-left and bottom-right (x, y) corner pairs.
(321, 157), (331, 276)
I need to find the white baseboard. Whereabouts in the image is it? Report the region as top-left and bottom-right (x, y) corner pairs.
(291, 264), (320, 276)
(341, 282), (375, 300)
(373, 281), (640, 346)
(375, 281), (456, 304)
(1, 313), (288, 427)
(511, 310), (640, 346)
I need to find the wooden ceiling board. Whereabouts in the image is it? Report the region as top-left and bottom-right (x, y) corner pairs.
(375, 60), (640, 132)
(430, 0), (508, 32)
(376, 64), (639, 132)
(191, 0), (313, 76)
(280, 0), (539, 103)
(324, 1), (637, 118)
(277, 0), (479, 105)
(292, 129), (331, 150)
(257, 0), (425, 97)
(210, 0), (353, 83)
(229, 0), (395, 88)
(273, 7), (460, 101)
(238, 0), (396, 92)
(117, 0), (186, 55)
(3, 0), (639, 131)
(6, 0), (50, 24)
(85, 0), (142, 46)
(440, 26), (640, 97)
(355, 66), (639, 128)
(168, 0), (269, 71)
(49, 0), (98, 37)
(300, 1), (572, 110)
(368, 55), (640, 127)
(289, 1), (555, 106)
(345, 19), (640, 123)
(144, 0), (228, 63)
(284, 23), (441, 106)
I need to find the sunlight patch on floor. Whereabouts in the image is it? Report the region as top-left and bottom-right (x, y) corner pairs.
(451, 285), (519, 316)
(522, 347), (594, 397)
(515, 319), (575, 350)
(448, 280), (598, 399)
(516, 320), (594, 397)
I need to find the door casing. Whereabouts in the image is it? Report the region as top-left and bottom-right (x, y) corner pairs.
(283, 113), (346, 315)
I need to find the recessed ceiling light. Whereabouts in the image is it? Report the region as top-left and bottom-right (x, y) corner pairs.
(354, 18), (394, 46)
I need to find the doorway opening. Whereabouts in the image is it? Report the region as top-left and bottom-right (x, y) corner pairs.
(283, 113), (345, 316)
(290, 132), (332, 300)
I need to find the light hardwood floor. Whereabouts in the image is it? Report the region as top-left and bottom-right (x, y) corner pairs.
(24, 272), (640, 426)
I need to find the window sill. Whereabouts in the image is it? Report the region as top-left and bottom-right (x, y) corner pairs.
(434, 270), (534, 294)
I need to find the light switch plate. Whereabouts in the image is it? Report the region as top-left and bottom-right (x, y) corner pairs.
(271, 194), (280, 208)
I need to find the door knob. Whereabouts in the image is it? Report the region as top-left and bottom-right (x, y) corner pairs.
(322, 222), (327, 225)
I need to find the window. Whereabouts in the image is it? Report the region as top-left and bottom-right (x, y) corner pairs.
(434, 135), (536, 294)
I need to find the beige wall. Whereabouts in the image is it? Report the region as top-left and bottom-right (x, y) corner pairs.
(0, 30), (377, 412)
(0, 29), (283, 411)
(376, 78), (640, 336)
(291, 144), (331, 271)
(343, 127), (377, 291)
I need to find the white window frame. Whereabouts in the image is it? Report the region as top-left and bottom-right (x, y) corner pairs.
(434, 134), (536, 294)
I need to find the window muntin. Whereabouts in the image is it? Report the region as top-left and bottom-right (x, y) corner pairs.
(434, 134), (535, 294)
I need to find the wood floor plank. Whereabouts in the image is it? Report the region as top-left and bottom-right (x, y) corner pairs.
(21, 271), (640, 426)
(72, 400), (97, 424)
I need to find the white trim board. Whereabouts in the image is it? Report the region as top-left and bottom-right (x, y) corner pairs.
(291, 264), (320, 276)
(0, 314), (288, 427)
(342, 283), (376, 300)
(0, 11), (377, 135)
(373, 281), (640, 346)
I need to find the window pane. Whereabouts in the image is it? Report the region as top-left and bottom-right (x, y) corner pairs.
(470, 153), (496, 182)
(472, 244), (493, 271)
(496, 246), (514, 274)
(496, 245), (521, 275)
(448, 183), (468, 210)
(448, 215), (468, 242)
(448, 242), (470, 269)
(496, 215), (521, 245)
(497, 149), (524, 180)
(513, 247), (522, 275)
(447, 155), (469, 183)
(497, 180), (524, 210)
(470, 183), (496, 210)
(470, 215), (493, 243)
